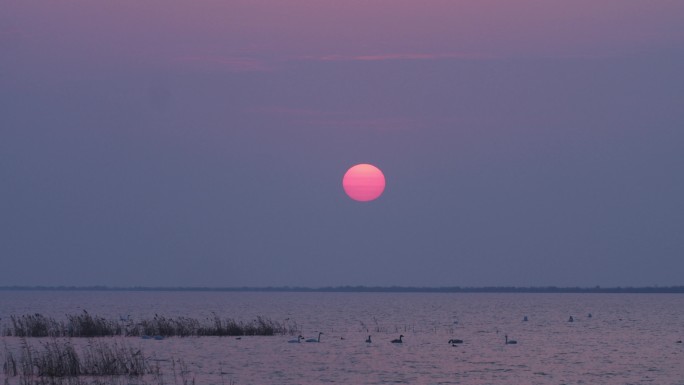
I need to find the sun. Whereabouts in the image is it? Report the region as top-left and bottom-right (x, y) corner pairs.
(342, 164), (386, 202)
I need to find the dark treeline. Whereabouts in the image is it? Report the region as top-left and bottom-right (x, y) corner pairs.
(1, 285), (684, 293)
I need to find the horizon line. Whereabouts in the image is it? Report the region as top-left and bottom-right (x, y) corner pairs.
(1, 285), (684, 293)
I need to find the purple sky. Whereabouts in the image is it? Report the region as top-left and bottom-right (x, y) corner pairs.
(2, 1), (683, 287)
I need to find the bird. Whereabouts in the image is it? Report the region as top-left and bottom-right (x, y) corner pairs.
(588, 313), (592, 318)
(365, 335), (372, 343)
(505, 335), (517, 344)
(523, 316), (528, 322)
(306, 332), (323, 343)
(677, 340), (682, 344)
(288, 335), (304, 343)
(568, 316), (574, 322)
(448, 339), (463, 344)
(391, 335), (404, 343)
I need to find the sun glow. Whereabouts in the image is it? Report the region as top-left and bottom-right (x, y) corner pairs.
(342, 164), (386, 202)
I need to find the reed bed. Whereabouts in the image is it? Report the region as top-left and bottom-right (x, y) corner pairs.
(3, 312), (293, 338)
(7, 314), (62, 338)
(2, 338), (157, 384)
(65, 312), (121, 338)
(197, 315), (283, 336)
(0, 339), (232, 385)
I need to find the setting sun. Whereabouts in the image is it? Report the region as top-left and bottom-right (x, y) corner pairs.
(342, 164), (386, 202)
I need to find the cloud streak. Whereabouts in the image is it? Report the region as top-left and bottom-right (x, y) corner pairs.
(309, 52), (491, 62)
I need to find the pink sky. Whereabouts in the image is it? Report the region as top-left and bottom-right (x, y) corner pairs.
(5, 1), (684, 74)
(2, 1), (684, 287)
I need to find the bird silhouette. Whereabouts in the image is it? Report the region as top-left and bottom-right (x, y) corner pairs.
(505, 335), (517, 344)
(305, 332), (323, 343)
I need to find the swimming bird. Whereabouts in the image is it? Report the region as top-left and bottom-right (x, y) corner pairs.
(588, 313), (592, 318)
(391, 335), (404, 343)
(365, 335), (372, 343)
(306, 332), (323, 343)
(505, 335), (517, 344)
(677, 340), (682, 344)
(568, 316), (574, 322)
(448, 339), (463, 344)
(523, 316), (528, 322)
(288, 335), (304, 343)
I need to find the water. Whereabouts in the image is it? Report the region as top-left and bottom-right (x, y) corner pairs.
(1, 291), (683, 384)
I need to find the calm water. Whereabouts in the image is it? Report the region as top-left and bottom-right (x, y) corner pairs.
(1, 291), (684, 384)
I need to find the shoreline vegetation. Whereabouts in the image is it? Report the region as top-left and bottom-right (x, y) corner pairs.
(2, 339), (209, 385)
(3, 339), (153, 378)
(1, 312), (269, 384)
(1, 285), (684, 293)
(2, 312), (295, 338)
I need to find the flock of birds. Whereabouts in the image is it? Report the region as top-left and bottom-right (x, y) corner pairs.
(287, 332), (514, 346)
(285, 314), (584, 345)
(285, 312), (684, 346)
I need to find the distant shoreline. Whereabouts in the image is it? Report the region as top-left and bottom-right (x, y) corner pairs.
(1, 286), (684, 293)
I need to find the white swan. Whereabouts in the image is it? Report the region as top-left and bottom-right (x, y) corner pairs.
(306, 332), (323, 343)
(288, 335), (304, 343)
(391, 335), (404, 343)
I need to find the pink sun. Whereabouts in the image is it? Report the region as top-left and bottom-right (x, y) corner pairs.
(342, 164), (386, 202)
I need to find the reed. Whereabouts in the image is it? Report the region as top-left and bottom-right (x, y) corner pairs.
(137, 315), (200, 337)
(3, 312), (291, 338)
(196, 315), (242, 336)
(2, 338), (156, 383)
(2, 341), (242, 385)
(8, 314), (62, 337)
(250, 316), (283, 336)
(2, 343), (18, 377)
(80, 340), (149, 376)
(65, 311), (121, 338)
(32, 340), (80, 377)
(196, 315), (285, 336)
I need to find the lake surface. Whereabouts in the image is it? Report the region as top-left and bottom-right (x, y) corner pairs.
(1, 291), (683, 384)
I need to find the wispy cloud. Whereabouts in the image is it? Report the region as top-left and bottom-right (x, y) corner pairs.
(170, 51), (489, 73)
(172, 56), (271, 72)
(308, 52), (491, 62)
(314, 116), (417, 132)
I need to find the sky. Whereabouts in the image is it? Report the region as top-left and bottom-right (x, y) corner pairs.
(1, 0), (683, 288)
